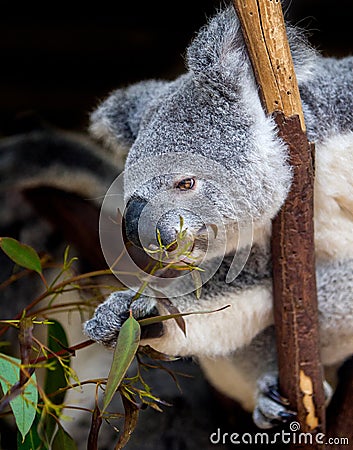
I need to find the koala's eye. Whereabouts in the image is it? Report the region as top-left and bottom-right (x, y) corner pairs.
(175, 178), (195, 190)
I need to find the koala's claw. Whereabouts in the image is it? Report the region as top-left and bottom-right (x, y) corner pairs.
(253, 374), (333, 429)
(278, 410), (297, 420)
(84, 290), (158, 347)
(253, 373), (296, 429)
(267, 386), (290, 406)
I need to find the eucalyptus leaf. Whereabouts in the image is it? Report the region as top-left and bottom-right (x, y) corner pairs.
(44, 319), (70, 441)
(102, 315), (140, 412)
(17, 412), (48, 450)
(0, 237), (42, 275)
(52, 424), (77, 450)
(0, 354), (38, 441)
(44, 319), (70, 405)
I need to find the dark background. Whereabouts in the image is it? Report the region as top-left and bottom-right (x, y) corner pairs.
(0, 0), (352, 134)
(0, 3), (352, 449)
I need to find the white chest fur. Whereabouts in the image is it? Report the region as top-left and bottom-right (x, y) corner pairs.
(241, 131), (353, 261)
(314, 131), (353, 262)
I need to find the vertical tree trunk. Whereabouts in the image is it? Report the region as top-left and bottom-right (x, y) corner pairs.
(232, 0), (326, 445)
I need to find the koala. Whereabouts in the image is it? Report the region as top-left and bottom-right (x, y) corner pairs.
(84, 5), (353, 429)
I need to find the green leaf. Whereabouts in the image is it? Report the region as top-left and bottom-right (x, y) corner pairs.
(43, 320), (70, 442)
(102, 314), (141, 412)
(17, 412), (48, 450)
(52, 424), (77, 450)
(0, 237), (42, 275)
(156, 228), (163, 248)
(44, 319), (70, 405)
(0, 354), (38, 441)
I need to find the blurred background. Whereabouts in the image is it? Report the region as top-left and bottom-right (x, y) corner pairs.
(0, 0), (352, 135)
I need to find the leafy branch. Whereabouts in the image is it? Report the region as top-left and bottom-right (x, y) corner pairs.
(0, 235), (226, 449)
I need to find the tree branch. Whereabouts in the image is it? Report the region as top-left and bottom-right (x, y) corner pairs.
(232, 0), (326, 442)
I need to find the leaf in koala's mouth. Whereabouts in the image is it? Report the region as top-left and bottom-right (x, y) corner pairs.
(144, 235), (194, 267)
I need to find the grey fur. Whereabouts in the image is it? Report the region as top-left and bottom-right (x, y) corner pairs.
(84, 292), (157, 347)
(90, 80), (170, 152)
(86, 4), (353, 430)
(301, 58), (353, 142)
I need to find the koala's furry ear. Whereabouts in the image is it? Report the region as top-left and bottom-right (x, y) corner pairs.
(186, 7), (247, 86)
(186, 6), (317, 87)
(89, 80), (167, 155)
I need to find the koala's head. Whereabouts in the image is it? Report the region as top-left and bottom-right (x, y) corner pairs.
(90, 6), (316, 263)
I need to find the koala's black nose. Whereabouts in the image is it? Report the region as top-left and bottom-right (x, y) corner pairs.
(124, 197), (147, 248)
(156, 219), (178, 249)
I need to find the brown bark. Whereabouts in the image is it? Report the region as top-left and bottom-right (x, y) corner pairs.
(232, 0), (305, 129)
(232, 0), (326, 444)
(271, 113), (325, 437)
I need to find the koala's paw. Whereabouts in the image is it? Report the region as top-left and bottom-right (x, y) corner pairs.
(253, 373), (333, 429)
(84, 290), (158, 347)
(253, 373), (296, 429)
